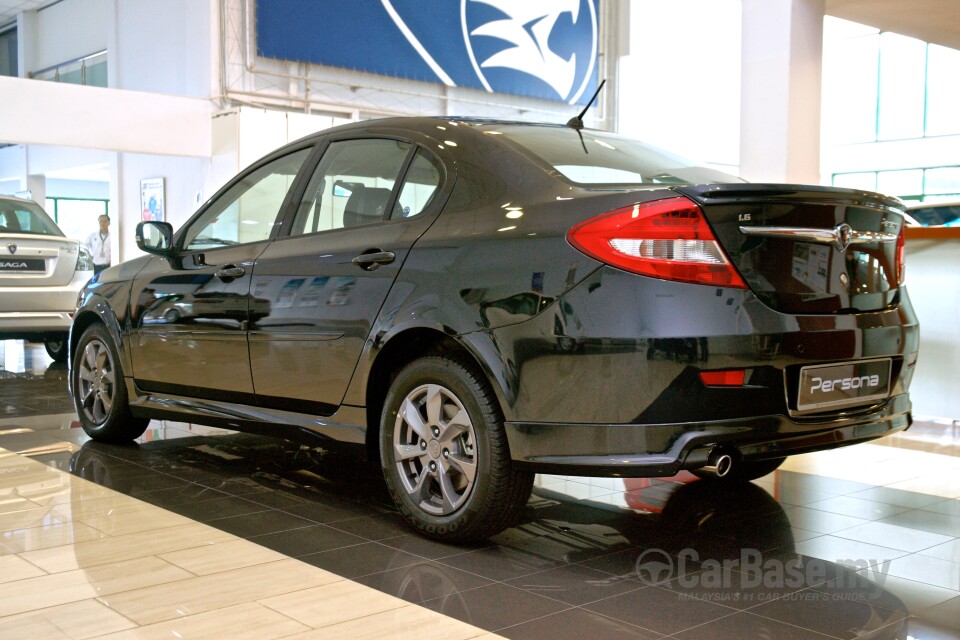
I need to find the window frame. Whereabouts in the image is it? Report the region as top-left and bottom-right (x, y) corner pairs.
(275, 133), (447, 240)
(173, 141), (322, 253)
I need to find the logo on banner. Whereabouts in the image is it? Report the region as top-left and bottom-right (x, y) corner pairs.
(383, 0), (597, 104)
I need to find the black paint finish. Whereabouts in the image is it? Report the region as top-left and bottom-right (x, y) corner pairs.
(69, 117), (919, 477)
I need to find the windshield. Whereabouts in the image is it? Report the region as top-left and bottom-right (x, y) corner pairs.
(492, 125), (743, 186)
(0, 199), (65, 237)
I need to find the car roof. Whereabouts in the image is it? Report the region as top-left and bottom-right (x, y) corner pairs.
(294, 116), (595, 142)
(0, 194), (36, 204)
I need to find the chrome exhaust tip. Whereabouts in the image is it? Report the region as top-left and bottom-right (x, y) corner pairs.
(698, 451), (733, 478)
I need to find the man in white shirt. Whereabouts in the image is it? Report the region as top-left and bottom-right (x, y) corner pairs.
(85, 214), (111, 274)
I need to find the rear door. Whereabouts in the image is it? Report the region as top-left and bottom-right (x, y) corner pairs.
(128, 146), (315, 400)
(248, 138), (445, 413)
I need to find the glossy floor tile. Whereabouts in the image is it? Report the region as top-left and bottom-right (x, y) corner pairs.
(1, 338), (959, 639)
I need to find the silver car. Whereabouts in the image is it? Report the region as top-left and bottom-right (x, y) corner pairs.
(0, 194), (95, 361)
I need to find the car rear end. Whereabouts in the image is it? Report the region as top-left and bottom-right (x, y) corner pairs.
(480, 125), (918, 478)
(0, 197), (95, 349)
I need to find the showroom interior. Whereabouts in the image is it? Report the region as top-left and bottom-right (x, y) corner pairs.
(1, 0), (959, 638)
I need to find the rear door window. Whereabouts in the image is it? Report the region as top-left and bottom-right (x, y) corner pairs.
(290, 138), (413, 237)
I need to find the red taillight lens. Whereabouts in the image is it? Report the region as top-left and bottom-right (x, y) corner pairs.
(567, 197), (747, 288)
(895, 224), (905, 285)
(699, 370), (746, 386)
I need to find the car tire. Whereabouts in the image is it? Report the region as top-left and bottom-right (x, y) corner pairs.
(44, 334), (69, 362)
(380, 355), (533, 542)
(71, 323), (149, 443)
(692, 456), (786, 482)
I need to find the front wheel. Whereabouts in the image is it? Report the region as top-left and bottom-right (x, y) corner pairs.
(44, 333), (69, 362)
(380, 356), (533, 542)
(71, 323), (149, 443)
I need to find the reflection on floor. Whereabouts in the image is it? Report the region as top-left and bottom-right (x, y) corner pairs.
(1, 338), (959, 639)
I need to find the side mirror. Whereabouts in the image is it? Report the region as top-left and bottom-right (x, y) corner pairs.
(136, 221), (174, 255)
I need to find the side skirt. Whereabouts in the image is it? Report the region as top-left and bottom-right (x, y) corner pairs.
(125, 378), (368, 452)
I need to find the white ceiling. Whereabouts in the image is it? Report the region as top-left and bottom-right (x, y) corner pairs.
(826, 0), (960, 50)
(0, 0), (47, 29)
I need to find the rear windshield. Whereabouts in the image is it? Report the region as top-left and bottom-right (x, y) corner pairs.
(492, 125), (743, 186)
(0, 199), (64, 237)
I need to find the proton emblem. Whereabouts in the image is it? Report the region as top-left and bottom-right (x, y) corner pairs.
(460, 0), (598, 104)
(833, 223), (853, 252)
(6, 244), (16, 255)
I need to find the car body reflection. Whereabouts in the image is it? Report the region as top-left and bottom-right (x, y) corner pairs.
(67, 434), (909, 638)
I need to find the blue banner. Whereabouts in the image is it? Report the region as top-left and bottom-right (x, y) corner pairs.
(256, 0), (599, 105)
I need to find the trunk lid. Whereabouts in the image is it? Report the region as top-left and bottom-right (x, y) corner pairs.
(0, 234), (82, 287)
(675, 184), (905, 314)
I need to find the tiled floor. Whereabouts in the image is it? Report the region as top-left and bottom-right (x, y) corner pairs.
(1, 338), (959, 639)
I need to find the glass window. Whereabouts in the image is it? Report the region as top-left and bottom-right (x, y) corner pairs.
(0, 199), (63, 236)
(877, 169), (923, 198)
(33, 51), (107, 87)
(822, 31), (879, 143)
(496, 125), (742, 186)
(924, 167), (960, 194)
(45, 198), (109, 241)
(83, 52), (108, 88)
(393, 150), (442, 219)
(0, 28), (16, 78)
(832, 172), (877, 191)
(290, 139), (411, 236)
(926, 44), (960, 137)
(877, 33), (926, 140)
(183, 148), (311, 250)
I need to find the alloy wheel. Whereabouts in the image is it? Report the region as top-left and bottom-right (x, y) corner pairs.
(393, 383), (478, 516)
(76, 339), (116, 424)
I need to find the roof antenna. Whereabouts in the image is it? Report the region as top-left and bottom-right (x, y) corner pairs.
(566, 79), (606, 130)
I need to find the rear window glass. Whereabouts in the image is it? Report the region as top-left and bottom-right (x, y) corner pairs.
(492, 125), (743, 186)
(0, 200), (64, 236)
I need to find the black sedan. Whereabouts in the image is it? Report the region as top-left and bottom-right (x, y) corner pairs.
(68, 117), (918, 541)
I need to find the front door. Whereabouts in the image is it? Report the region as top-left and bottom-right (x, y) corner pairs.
(129, 147), (314, 401)
(249, 139), (444, 412)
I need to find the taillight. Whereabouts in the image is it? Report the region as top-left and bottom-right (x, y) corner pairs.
(699, 369), (746, 386)
(895, 224), (905, 285)
(567, 196), (747, 288)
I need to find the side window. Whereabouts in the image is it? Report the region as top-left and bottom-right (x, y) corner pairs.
(290, 139), (411, 237)
(182, 148), (312, 250)
(393, 149), (442, 219)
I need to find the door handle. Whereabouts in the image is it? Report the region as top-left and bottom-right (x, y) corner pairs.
(214, 265), (245, 281)
(351, 251), (395, 271)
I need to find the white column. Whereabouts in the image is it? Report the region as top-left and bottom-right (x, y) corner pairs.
(740, 0), (825, 184)
(22, 173), (46, 205)
(108, 152), (124, 264)
(16, 9), (38, 78)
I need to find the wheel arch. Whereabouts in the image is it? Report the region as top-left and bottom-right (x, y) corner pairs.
(69, 300), (126, 371)
(362, 326), (511, 463)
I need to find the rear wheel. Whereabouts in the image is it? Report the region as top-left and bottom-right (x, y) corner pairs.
(71, 324), (149, 442)
(380, 355), (533, 542)
(692, 456), (786, 482)
(44, 334), (69, 362)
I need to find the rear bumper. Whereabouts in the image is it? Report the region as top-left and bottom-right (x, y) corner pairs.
(504, 394), (911, 477)
(0, 311), (73, 335)
(0, 274), (88, 336)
